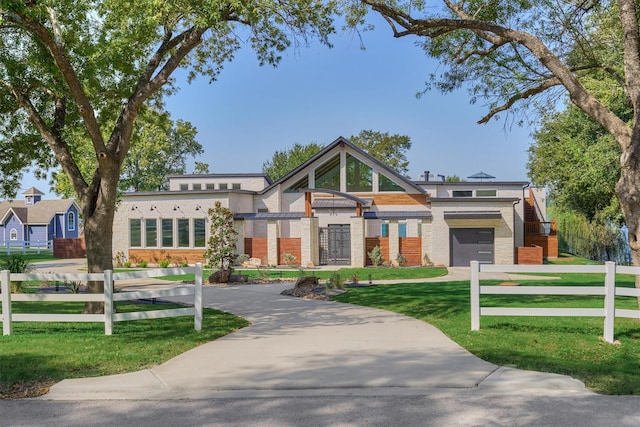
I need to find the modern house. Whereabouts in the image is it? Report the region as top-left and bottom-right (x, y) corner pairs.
(112, 137), (556, 267)
(0, 187), (81, 248)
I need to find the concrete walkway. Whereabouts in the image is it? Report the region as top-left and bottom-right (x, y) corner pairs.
(33, 259), (589, 400)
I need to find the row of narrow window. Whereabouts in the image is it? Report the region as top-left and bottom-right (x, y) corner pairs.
(130, 218), (206, 248)
(179, 183), (241, 191)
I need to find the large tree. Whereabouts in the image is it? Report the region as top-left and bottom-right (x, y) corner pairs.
(349, 129), (411, 175)
(354, 1), (640, 270)
(51, 107), (203, 195)
(0, 0), (335, 311)
(262, 142), (324, 181)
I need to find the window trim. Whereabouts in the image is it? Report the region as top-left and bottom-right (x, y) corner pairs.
(67, 211), (76, 231)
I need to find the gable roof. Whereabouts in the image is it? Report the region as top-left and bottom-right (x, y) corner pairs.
(261, 136), (425, 194)
(0, 199), (78, 225)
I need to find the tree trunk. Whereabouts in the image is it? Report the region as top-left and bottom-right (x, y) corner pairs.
(81, 181), (118, 314)
(616, 132), (640, 306)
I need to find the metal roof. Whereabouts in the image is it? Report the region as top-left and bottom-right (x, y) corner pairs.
(364, 211), (432, 220)
(444, 211), (502, 220)
(234, 212), (305, 221)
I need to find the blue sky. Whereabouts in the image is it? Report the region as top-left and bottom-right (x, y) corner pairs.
(22, 14), (535, 198)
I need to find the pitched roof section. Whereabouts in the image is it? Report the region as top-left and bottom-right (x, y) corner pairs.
(0, 199), (77, 225)
(22, 187), (45, 196)
(262, 136), (425, 195)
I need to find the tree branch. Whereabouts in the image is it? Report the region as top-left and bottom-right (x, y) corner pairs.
(478, 78), (562, 124)
(6, 8), (107, 156)
(362, 0), (633, 149)
(0, 80), (88, 196)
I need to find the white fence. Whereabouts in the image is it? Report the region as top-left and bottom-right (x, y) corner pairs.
(470, 261), (640, 344)
(1, 263), (203, 336)
(0, 240), (52, 254)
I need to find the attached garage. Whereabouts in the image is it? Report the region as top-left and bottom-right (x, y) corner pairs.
(450, 228), (495, 266)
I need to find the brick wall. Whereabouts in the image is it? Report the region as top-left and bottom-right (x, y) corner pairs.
(53, 238), (86, 259)
(278, 238), (301, 265)
(245, 237), (268, 265)
(128, 249), (206, 265)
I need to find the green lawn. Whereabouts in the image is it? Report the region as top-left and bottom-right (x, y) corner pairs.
(0, 302), (248, 399)
(159, 265), (448, 282)
(334, 268), (640, 395)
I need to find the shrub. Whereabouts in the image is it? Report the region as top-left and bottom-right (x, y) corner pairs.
(1, 254), (32, 293)
(367, 245), (385, 267)
(396, 253), (407, 267)
(66, 281), (83, 294)
(283, 252), (297, 267)
(159, 260), (170, 268)
(138, 260), (148, 268)
(328, 272), (344, 290)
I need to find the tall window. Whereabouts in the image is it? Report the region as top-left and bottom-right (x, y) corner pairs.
(314, 154), (340, 190)
(10, 228), (17, 241)
(378, 173), (405, 192)
(161, 219), (173, 247)
(346, 154), (372, 192)
(194, 218), (206, 247)
(67, 211), (76, 231)
(130, 219), (142, 247)
(145, 219), (157, 247)
(178, 219), (190, 247)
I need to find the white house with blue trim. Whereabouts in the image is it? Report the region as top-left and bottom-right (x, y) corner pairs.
(0, 187), (80, 247)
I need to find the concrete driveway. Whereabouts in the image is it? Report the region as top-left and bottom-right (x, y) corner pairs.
(41, 280), (589, 400)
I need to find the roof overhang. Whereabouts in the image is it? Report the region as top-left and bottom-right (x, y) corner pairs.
(234, 212), (305, 221)
(364, 211), (432, 220)
(444, 211), (502, 220)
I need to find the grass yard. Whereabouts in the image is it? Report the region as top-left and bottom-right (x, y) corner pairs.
(0, 301), (249, 399)
(334, 270), (640, 395)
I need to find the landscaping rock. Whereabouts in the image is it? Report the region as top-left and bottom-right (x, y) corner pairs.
(208, 269), (232, 283)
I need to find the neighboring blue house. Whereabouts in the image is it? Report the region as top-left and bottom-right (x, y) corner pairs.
(0, 187), (80, 247)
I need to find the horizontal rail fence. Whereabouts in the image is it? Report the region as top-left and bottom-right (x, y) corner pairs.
(1, 263), (203, 336)
(0, 240), (52, 254)
(470, 261), (640, 344)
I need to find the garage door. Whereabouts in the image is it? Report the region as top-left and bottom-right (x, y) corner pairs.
(450, 228), (494, 266)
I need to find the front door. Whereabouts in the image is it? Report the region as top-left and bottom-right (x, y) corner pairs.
(319, 224), (351, 265)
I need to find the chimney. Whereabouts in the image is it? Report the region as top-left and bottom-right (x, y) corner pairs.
(424, 171), (430, 182)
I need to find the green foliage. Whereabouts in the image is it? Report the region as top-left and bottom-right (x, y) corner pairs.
(1, 254), (32, 274)
(282, 252), (297, 267)
(529, 103), (625, 224)
(262, 142), (324, 181)
(159, 260), (171, 268)
(554, 208), (629, 263)
(367, 245), (385, 267)
(204, 201), (238, 270)
(262, 130), (412, 181)
(65, 281), (83, 294)
(328, 272), (344, 290)
(395, 253), (407, 267)
(52, 108), (203, 197)
(348, 130), (412, 175)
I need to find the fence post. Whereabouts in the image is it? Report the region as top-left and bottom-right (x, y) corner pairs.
(104, 270), (114, 336)
(194, 263), (203, 331)
(603, 261), (616, 344)
(1, 270), (12, 336)
(470, 261), (480, 331)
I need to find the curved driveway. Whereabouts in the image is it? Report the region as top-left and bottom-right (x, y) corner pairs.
(43, 281), (590, 400)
